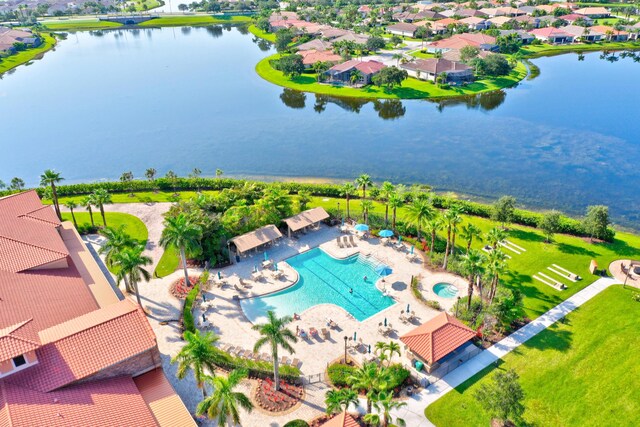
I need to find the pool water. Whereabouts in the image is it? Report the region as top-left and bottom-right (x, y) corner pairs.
(433, 282), (459, 298)
(240, 248), (395, 323)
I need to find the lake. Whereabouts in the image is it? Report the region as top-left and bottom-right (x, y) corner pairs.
(1, 26), (639, 226)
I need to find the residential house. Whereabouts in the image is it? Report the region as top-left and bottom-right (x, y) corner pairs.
(497, 6), (525, 17)
(558, 13), (593, 26)
(427, 33), (498, 53)
(269, 11), (298, 22)
(459, 16), (489, 31)
(0, 191), (195, 427)
(400, 58), (473, 83)
(0, 27), (41, 54)
(487, 16), (514, 28)
(499, 29), (535, 44)
(513, 14), (543, 28)
(456, 9), (488, 18)
(442, 48), (490, 62)
(325, 60), (385, 85)
(479, 7), (505, 17)
(320, 28), (351, 40)
(296, 38), (333, 51)
(562, 25), (604, 42)
(432, 18), (460, 34)
(298, 49), (343, 69)
(517, 6), (538, 15)
(387, 22), (419, 37)
(530, 27), (575, 44)
(331, 32), (370, 45)
(591, 25), (629, 41)
(574, 7), (610, 18)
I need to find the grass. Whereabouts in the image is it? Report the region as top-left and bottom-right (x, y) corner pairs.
(53, 190), (219, 205)
(0, 34), (56, 74)
(42, 19), (123, 31)
(138, 14), (251, 27)
(154, 244), (180, 278)
(425, 286), (640, 427)
(62, 211), (148, 242)
(132, 0), (162, 11)
(256, 54), (528, 100)
(521, 40), (640, 58)
(248, 24), (276, 42)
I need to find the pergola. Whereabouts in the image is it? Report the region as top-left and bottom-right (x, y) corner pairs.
(283, 207), (329, 238)
(228, 225), (283, 260)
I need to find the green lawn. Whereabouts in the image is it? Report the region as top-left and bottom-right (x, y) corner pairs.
(521, 40), (640, 58)
(42, 19), (123, 31)
(248, 24), (276, 42)
(62, 211), (148, 242)
(154, 244), (180, 277)
(0, 34), (56, 74)
(425, 286), (640, 427)
(132, 0), (162, 11)
(138, 14), (251, 27)
(53, 190), (219, 205)
(256, 54), (528, 100)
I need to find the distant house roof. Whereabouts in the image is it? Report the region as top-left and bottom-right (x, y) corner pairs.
(230, 224), (283, 254)
(0, 319), (40, 363)
(321, 28), (351, 39)
(387, 22), (418, 33)
(488, 16), (514, 26)
(574, 6), (610, 16)
(429, 33), (497, 50)
(562, 25), (601, 38)
(400, 312), (475, 365)
(499, 29), (535, 40)
(0, 27), (36, 51)
(530, 27), (574, 38)
(400, 58), (471, 75)
(297, 38), (333, 51)
(284, 207), (329, 232)
(298, 49), (342, 65)
(329, 59), (386, 75)
(442, 48), (489, 62)
(457, 8), (488, 18)
(320, 412), (361, 427)
(591, 25), (629, 36)
(459, 16), (487, 25)
(433, 17), (460, 30)
(332, 32), (370, 44)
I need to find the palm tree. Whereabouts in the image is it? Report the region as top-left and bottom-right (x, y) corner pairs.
(461, 249), (486, 310)
(388, 191), (404, 233)
(374, 341), (401, 366)
(361, 199), (373, 225)
(365, 390), (407, 427)
(350, 69), (364, 86)
(442, 207), (461, 269)
(297, 190), (312, 211)
(92, 189), (112, 227)
(425, 215), (442, 255)
(341, 182), (356, 220)
(112, 245), (151, 306)
(252, 310), (298, 391)
(325, 388), (358, 415)
(99, 225), (137, 269)
(81, 195), (96, 227)
(392, 53), (403, 66)
(486, 227), (508, 249)
(448, 208), (463, 257)
(486, 249), (508, 304)
(215, 169), (224, 178)
(160, 213), (203, 291)
(65, 200), (78, 228)
(380, 181), (395, 227)
(196, 370), (253, 426)
(172, 330), (220, 398)
(405, 198), (434, 240)
(355, 174), (373, 201)
(460, 223), (483, 254)
(347, 362), (389, 414)
(40, 169), (64, 220)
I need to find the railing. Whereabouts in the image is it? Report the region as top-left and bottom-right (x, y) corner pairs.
(301, 372), (324, 385)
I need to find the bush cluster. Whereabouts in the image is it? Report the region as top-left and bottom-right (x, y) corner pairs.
(327, 363), (354, 387)
(212, 348), (301, 382)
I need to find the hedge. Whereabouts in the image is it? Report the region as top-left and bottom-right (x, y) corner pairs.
(211, 348), (301, 382)
(182, 283), (200, 334)
(284, 421), (310, 427)
(327, 363), (354, 387)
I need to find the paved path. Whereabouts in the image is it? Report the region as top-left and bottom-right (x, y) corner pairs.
(386, 277), (620, 427)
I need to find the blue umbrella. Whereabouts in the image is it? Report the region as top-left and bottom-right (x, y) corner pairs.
(375, 265), (393, 277)
(354, 332), (357, 341)
(410, 245), (414, 254)
(398, 235), (402, 243)
(378, 229), (393, 238)
(368, 344), (371, 354)
(254, 265), (258, 273)
(217, 271), (221, 280)
(341, 217), (344, 226)
(354, 224), (369, 232)
(384, 317), (387, 327)
(275, 262), (278, 271)
(264, 252), (268, 261)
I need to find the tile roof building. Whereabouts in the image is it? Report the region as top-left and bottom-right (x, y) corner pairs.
(0, 191), (195, 426)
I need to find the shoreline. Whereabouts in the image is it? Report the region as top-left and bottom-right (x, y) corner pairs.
(0, 33), (57, 75)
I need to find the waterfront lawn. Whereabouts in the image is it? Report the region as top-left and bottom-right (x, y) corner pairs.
(138, 14), (251, 27)
(522, 40), (640, 57)
(54, 190), (219, 205)
(154, 244), (180, 277)
(425, 286), (640, 427)
(0, 34), (56, 74)
(62, 211), (148, 242)
(256, 54), (528, 100)
(248, 24), (276, 42)
(43, 19), (122, 31)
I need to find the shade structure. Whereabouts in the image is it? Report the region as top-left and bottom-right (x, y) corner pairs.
(229, 224), (282, 254)
(375, 265), (393, 276)
(264, 252), (268, 261)
(354, 224), (369, 232)
(410, 245), (414, 254)
(384, 318), (387, 327)
(354, 332), (357, 341)
(398, 235), (402, 243)
(406, 303), (411, 312)
(275, 262), (278, 271)
(283, 207), (329, 233)
(378, 229), (393, 238)
(217, 271), (221, 280)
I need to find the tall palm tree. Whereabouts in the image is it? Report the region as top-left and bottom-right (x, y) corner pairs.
(460, 223), (483, 254)
(392, 53), (403, 66)
(448, 208), (463, 257)
(347, 362), (389, 414)
(486, 249), (508, 304)
(160, 214), (203, 290)
(325, 388), (358, 415)
(461, 249), (486, 310)
(486, 227), (508, 249)
(361, 199), (373, 225)
(374, 341), (401, 366)
(425, 215), (442, 255)
(252, 311), (297, 391)
(196, 370), (253, 426)
(380, 181), (395, 227)
(65, 200), (78, 229)
(112, 245), (151, 306)
(341, 182), (356, 220)
(405, 198), (434, 240)
(442, 207), (461, 269)
(40, 169), (64, 220)
(350, 69), (364, 86)
(172, 330), (221, 398)
(99, 225), (137, 268)
(92, 189), (112, 227)
(388, 191), (404, 232)
(355, 174), (373, 200)
(81, 195), (96, 227)
(365, 390), (407, 427)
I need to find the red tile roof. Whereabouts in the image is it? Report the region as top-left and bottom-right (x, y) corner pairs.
(321, 412), (360, 427)
(400, 312), (475, 365)
(430, 33), (496, 50)
(298, 49), (343, 65)
(0, 376), (159, 427)
(330, 59), (386, 75)
(0, 319), (40, 363)
(134, 369), (197, 427)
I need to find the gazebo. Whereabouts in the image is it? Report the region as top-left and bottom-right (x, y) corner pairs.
(400, 312), (476, 373)
(283, 207), (329, 238)
(228, 224), (283, 262)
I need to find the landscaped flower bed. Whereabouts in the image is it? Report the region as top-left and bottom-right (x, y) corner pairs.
(170, 275), (201, 299)
(254, 378), (303, 413)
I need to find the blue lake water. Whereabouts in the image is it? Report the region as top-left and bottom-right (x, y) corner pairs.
(1, 26), (639, 226)
(240, 248), (395, 323)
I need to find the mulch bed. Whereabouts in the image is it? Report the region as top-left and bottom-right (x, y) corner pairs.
(169, 275), (201, 299)
(254, 378), (303, 413)
(476, 318), (531, 348)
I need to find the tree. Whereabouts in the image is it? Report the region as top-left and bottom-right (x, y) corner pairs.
(276, 54), (305, 78)
(145, 167), (156, 182)
(380, 181), (395, 226)
(538, 211), (561, 243)
(325, 388), (358, 415)
(415, 26), (429, 49)
(461, 249), (486, 309)
(0, 180), (5, 190)
(486, 227), (508, 249)
(583, 205), (613, 242)
(460, 223), (482, 254)
(99, 225), (137, 270)
(460, 45), (480, 63)
(425, 215), (443, 255)
(112, 245), (151, 306)
(482, 54), (512, 77)
(347, 362), (389, 413)
(298, 190), (311, 211)
(160, 213), (203, 293)
(40, 169), (64, 220)
(81, 195), (96, 227)
(374, 340), (401, 366)
(406, 198), (434, 240)
(256, 16), (270, 32)
(356, 174), (373, 201)
(391, 53), (403, 67)
(492, 196), (516, 228)
(341, 182), (356, 219)
(366, 36), (386, 52)
(372, 66), (408, 90)
(474, 369), (525, 426)
(65, 200), (78, 228)
(172, 330), (221, 398)
(312, 60), (330, 82)
(120, 171), (134, 196)
(92, 188), (112, 227)
(448, 208), (463, 257)
(178, 3), (188, 12)
(491, 289), (524, 331)
(275, 28), (293, 52)
(496, 33), (522, 54)
(216, 169), (224, 178)
(365, 390), (407, 427)
(361, 199), (373, 225)
(196, 370), (253, 426)
(165, 170), (179, 195)
(252, 310), (297, 391)
(442, 206), (462, 269)
(388, 188), (404, 232)
(486, 249), (508, 303)
(350, 69), (364, 86)
(390, 34), (402, 47)
(435, 72), (447, 87)
(10, 177), (25, 191)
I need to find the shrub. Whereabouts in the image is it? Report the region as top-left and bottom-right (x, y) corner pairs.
(327, 363), (355, 387)
(411, 275), (443, 311)
(386, 364), (410, 389)
(284, 420), (310, 427)
(211, 347), (301, 382)
(182, 282), (200, 333)
(76, 224), (99, 235)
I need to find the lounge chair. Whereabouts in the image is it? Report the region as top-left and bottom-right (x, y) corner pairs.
(349, 235), (357, 247)
(261, 353), (272, 362)
(234, 284), (247, 294)
(239, 278), (252, 289)
(321, 328), (330, 339)
(291, 358), (301, 367)
(337, 237), (344, 248)
(281, 356), (291, 365)
(343, 236), (351, 248)
(309, 327), (319, 338)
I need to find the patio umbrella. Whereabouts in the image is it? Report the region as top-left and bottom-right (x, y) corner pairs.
(368, 344), (371, 354)
(406, 303), (410, 312)
(375, 265), (393, 277)
(353, 332), (357, 341)
(254, 265), (258, 273)
(354, 224), (369, 232)
(398, 236), (402, 243)
(341, 217), (344, 226)
(202, 313), (206, 322)
(217, 271), (221, 280)
(384, 318), (387, 327)
(378, 229), (393, 238)
(264, 252), (268, 261)
(410, 245), (414, 255)
(202, 294), (207, 302)
(275, 262), (278, 271)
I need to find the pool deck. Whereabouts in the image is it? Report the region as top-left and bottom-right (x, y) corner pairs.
(117, 223), (467, 426)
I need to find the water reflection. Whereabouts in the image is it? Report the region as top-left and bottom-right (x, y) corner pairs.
(205, 25), (223, 38)
(434, 90), (507, 112)
(252, 37), (272, 51)
(373, 99), (406, 120)
(280, 88), (306, 109)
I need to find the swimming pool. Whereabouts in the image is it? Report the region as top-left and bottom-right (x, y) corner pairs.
(240, 248), (395, 323)
(432, 282), (459, 298)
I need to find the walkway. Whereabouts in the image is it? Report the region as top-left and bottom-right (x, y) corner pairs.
(385, 277), (620, 427)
